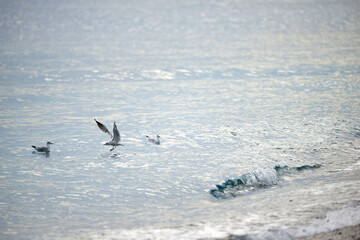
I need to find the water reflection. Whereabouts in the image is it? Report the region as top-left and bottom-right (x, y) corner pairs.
(32, 150), (50, 158)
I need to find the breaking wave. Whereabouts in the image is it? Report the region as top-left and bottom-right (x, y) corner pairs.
(210, 164), (321, 199)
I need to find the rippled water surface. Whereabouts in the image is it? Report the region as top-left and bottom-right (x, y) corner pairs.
(0, 0), (360, 239)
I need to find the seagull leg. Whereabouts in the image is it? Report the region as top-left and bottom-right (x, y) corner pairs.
(110, 146), (116, 151)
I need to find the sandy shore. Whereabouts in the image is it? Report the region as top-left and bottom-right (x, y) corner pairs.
(218, 224), (360, 240)
(296, 224), (360, 240)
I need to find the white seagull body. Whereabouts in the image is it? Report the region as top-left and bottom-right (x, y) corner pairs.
(146, 135), (160, 145)
(94, 119), (123, 151)
(32, 142), (53, 153)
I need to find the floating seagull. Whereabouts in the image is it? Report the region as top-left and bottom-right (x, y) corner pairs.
(146, 135), (160, 145)
(94, 119), (123, 151)
(32, 142), (53, 153)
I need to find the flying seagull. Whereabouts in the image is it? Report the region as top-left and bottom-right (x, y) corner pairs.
(32, 142), (53, 153)
(94, 119), (123, 151)
(146, 135), (160, 145)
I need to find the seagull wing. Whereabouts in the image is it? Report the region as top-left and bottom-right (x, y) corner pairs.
(112, 122), (121, 143)
(32, 146), (49, 152)
(94, 119), (113, 139)
(146, 136), (155, 143)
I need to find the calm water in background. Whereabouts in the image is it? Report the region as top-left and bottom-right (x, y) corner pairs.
(0, 0), (360, 239)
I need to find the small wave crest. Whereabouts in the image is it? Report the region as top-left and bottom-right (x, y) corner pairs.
(274, 164), (322, 174)
(210, 164), (321, 199)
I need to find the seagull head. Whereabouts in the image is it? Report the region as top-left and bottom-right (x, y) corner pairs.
(47, 142), (53, 145)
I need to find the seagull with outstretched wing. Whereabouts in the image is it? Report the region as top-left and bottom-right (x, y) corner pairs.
(146, 135), (160, 145)
(94, 119), (123, 151)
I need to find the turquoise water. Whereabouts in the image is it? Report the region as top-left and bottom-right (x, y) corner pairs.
(0, 0), (360, 239)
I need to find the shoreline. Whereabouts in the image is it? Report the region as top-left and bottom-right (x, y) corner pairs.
(295, 224), (360, 240)
(219, 224), (360, 240)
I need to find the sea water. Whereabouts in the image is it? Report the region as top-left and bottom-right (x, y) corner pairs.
(0, 0), (359, 239)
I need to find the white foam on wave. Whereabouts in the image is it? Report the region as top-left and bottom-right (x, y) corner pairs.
(250, 167), (279, 187)
(289, 202), (360, 239)
(234, 203), (360, 240)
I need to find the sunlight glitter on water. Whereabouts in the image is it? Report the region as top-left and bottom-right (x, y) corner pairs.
(0, 0), (360, 239)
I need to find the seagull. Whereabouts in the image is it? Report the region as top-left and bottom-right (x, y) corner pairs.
(94, 119), (123, 151)
(146, 135), (160, 145)
(32, 142), (53, 153)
